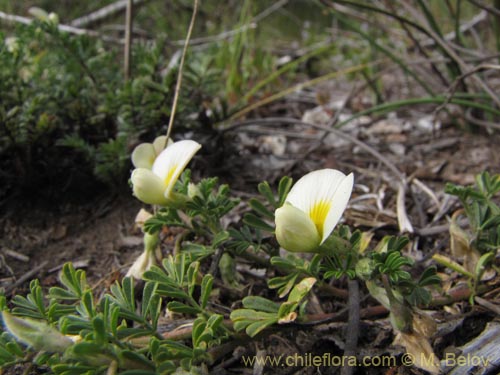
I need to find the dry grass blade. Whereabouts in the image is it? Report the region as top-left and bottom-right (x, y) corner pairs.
(397, 182), (414, 234)
(165, 0), (199, 140)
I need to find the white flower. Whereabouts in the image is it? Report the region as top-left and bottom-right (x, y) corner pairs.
(131, 139), (201, 205)
(275, 169), (353, 253)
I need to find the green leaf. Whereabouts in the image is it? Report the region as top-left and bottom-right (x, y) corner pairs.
(418, 267), (441, 287)
(59, 263), (87, 299)
(213, 230), (230, 248)
(277, 176), (293, 207)
(230, 309), (278, 337)
(141, 282), (157, 319)
(249, 198), (274, 219)
(287, 277), (316, 304)
(5, 340), (24, 358)
(475, 252), (494, 280)
(123, 277), (135, 311)
(77, 290), (95, 319)
(257, 181), (276, 207)
(245, 319), (277, 337)
(109, 279), (135, 312)
(199, 275), (213, 310)
(268, 273), (299, 298)
(243, 213), (274, 232)
(278, 301), (298, 320)
(52, 364), (97, 375)
(120, 350), (155, 370)
(242, 296), (280, 313)
(166, 301), (200, 315)
(92, 317), (106, 345)
(71, 342), (104, 356)
(48, 287), (80, 301)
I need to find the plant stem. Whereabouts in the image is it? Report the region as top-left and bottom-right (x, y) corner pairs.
(341, 279), (360, 375)
(165, 0), (198, 140)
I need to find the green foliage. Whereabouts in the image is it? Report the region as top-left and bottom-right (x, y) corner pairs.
(367, 236), (440, 307)
(144, 172), (239, 236)
(231, 277), (316, 337)
(446, 172), (500, 253)
(0, 255), (227, 373)
(242, 176), (293, 233)
(0, 22), (124, 193)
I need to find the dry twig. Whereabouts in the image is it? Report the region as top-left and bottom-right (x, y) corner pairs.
(0, 10), (121, 43)
(70, 0), (148, 28)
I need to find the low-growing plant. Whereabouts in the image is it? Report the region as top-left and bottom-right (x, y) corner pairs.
(0, 136), (445, 374)
(433, 172), (500, 300)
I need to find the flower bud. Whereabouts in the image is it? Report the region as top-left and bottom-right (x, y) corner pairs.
(2, 311), (73, 352)
(355, 258), (375, 280)
(48, 12), (59, 25)
(187, 183), (201, 199)
(126, 232), (159, 279)
(5, 37), (19, 54)
(275, 204), (321, 253)
(126, 248), (156, 280)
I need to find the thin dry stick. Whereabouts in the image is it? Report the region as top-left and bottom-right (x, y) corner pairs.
(165, 0), (199, 141)
(6, 261), (48, 295)
(124, 0), (133, 79)
(71, 0), (148, 28)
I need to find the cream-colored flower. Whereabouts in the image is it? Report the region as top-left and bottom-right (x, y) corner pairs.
(126, 232), (160, 279)
(131, 139), (201, 205)
(275, 169), (353, 253)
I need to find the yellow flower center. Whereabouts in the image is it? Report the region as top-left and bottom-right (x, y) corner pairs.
(309, 200), (331, 237)
(164, 166), (177, 188)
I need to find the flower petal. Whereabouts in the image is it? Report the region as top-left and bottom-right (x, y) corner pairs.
(126, 249), (156, 279)
(285, 169), (353, 244)
(131, 168), (169, 205)
(152, 140), (201, 197)
(322, 172), (353, 243)
(131, 143), (156, 169)
(152, 135), (172, 156)
(275, 203), (321, 253)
